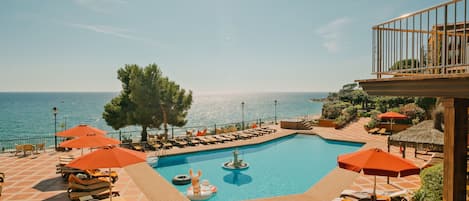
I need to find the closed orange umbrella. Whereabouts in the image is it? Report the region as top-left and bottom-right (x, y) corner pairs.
(337, 148), (419, 200)
(59, 134), (120, 149)
(67, 146), (146, 200)
(56, 124), (107, 137)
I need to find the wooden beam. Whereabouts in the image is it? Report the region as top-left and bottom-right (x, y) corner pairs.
(357, 74), (469, 98)
(441, 98), (469, 201)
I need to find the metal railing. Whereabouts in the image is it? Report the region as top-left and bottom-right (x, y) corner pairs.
(0, 115), (315, 153)
(372, 0), (469, 78)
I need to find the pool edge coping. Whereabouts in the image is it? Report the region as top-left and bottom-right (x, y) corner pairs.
(140, 123), (379, 201)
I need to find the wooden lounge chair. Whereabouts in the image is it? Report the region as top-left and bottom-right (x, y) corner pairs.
(161, 141), (173, 149)
(186, 137), (200, 146)
(56, 155), (85, 179)
(85, 169), (118, 183)
(377, 128), (387, 135)
(214, 135), (231, 142)
(368, 128), (380, 134)
(148, 141), (161, 150)
(205, 136), (220, 143)
(131, 143), (144, 152)
(68, 186), (118, 201)
(173, 138), (188, 147)
(196, 136), (211, 145)
(0, 172), (4, 197)
(220, 134), (236, 141)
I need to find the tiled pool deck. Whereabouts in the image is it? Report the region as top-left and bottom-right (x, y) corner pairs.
(0, 118), (431, 201)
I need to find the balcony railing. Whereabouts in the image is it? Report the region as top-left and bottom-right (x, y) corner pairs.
(372, 0), (469, 78)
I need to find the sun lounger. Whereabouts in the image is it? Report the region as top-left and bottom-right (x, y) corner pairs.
(367, 128), (380, 134)
(340, 189), (372, 201)
(214, 135), (231, 142)
(196, 136), (211, 145)
(161, 141), (173, 149)
(131, 143), (144, 152)
(421, 152), (444, 169)
(79, 195), (100, 201)
(0, 172), (4, 196)
(377, 128), (387, 135)
(68, 174), (107, 186)
(85, 169), (119, 183)
(205, 136), (220, 143)
(186, 137), (200, 146)
(59, 155), (75, 165)
(148, 141), (161, 150)
(69, 181), (110, 191)
(68, 186), (118, 201)
(220, 134), (236, 141)
(173, 138), (188, 147)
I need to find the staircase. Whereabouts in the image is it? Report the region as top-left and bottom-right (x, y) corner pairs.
(299, 120), (314, 130)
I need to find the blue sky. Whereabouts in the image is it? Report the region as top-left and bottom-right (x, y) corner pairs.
(0, 0), (444, 93)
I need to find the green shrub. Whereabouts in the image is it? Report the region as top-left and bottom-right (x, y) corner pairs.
(334, 106), (358, 128)
(365, 110), (381, 129)
(400, 103), (425, 123)
(412, 164), (443, 201)
(322, 101), (352, 119)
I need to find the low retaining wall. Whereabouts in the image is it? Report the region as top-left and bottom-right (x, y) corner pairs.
(377, 123), (411, 132)
(317, 119), (336, 128)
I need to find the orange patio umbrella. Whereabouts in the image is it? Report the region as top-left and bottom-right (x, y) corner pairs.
(67, 146), (146, 200)
(59, 134), (120, 148)
(337, 148), (420, 200)
(377, 111), (407, 132)
(56, 124), (107, 137)
(59, 134), (120, 155)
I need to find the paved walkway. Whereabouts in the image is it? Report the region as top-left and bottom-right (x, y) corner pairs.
(0, 118), (431, 201)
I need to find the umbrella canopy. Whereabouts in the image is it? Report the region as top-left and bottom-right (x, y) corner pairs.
(67, 146), (146, 170)
(378, 112), (407, 120)
(338, 148), (420, 200)
(66, 146), (146, 201)
(338, 148), (420, 177)
(377, 112), (407, 132)
(56, 124), (107, 137)
(59, 134), (120, 149)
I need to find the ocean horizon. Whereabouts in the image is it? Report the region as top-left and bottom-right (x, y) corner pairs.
(0, 92), (326, 140)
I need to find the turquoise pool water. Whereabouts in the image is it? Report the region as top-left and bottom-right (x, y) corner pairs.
(154, 134), (363, 201)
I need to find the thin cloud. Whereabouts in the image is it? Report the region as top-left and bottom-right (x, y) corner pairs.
(69, 23), (140, 40)
(74, 0), (127, 13)
(316, 17), (352, 53)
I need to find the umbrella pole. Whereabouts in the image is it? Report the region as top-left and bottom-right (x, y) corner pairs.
(81, 148), (83, 156)
(373, 176), (377, 201)
(109, 168), (112, 201)
(390, 119), (393, 132)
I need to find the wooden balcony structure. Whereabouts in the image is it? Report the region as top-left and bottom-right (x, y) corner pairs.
(357, 1), (469, 200)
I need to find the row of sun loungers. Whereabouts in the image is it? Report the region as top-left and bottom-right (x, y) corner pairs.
(335, 189), (409, 201)
(131, 127), (277, 152)
(367, 128), (388, 135)
(68, 174), (119, 201)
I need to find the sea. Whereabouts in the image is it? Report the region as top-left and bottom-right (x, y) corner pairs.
(0, 92), (326, 141)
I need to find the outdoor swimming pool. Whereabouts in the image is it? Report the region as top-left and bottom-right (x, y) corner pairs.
(154, 134), (363, 201)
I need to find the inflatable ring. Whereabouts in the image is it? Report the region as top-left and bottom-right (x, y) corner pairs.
(172, 174), (191, 185)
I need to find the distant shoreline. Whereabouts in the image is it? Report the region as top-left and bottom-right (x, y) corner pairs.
(310, 98), (327, 102)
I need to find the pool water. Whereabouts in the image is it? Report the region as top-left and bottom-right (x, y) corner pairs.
(154, 134), (363, 201)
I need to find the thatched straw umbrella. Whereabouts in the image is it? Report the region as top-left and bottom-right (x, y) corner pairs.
(389, 120), (444, 157)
